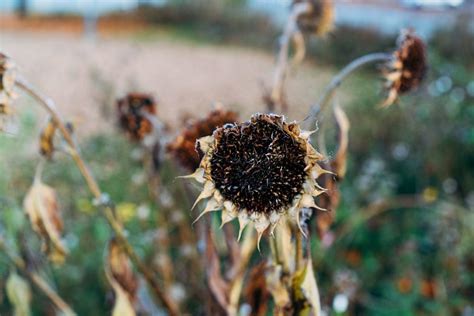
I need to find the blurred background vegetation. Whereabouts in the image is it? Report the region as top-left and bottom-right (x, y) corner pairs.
(1, 0), (473, 315)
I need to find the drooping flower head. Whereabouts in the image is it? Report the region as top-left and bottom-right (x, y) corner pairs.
(185, 113), (329, 243)
(382, 30), (427, 107)
(168, 108), (238, 171)
(293, 0), (334, 37)
(116, 93), (156, 141)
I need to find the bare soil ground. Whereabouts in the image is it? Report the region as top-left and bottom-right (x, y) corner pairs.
(1, 27), (336, 135)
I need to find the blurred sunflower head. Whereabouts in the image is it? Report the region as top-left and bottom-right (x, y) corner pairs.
(168, 108), (238, 171)
(382, 30), (427, 107)
(116, 93), (156, 141)
(186, 113), (329, 243)
(293, 0), (334, 37)
(0, 53), (17, 133)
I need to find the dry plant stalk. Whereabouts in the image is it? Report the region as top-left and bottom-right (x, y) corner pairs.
(13, 76), (180, 316)
(266, 2), (311, 112)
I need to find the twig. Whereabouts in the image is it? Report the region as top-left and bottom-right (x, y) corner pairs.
(270, 2), (311, 113)
(304, 52), (392, 129)
(14, 76), (180, 316)
(0, 238), (76, 316)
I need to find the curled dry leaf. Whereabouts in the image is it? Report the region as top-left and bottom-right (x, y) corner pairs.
(205, 229), (230, 311)
(6, 271), (32, 316)
(39, 118), (58, 159)
(316, 105), (349, 238)
(23, 179), (68, 264)
(105, 238), (138, 316)
(244, 261), (270, 316)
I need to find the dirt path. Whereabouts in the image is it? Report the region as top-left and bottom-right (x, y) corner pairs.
(1, 30), (336, 135)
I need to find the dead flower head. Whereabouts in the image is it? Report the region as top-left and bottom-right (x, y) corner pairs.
(168, 108), (238, 171)
(117, 93), (156, 141)
(185, 113), (329, 243)
(293, 0), (334, 37)
(382, 29), (427, 107)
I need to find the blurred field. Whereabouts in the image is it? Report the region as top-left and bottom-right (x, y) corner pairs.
(1, 18), (338, 136)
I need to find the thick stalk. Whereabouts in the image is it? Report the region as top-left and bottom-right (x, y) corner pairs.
(0, 238), (76, 316)
(15, 77), (180, 316)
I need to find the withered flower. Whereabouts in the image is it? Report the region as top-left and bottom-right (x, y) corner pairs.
(293, 0), (334, 37)
(382, 29), (427, 107)
(185, 113), (329, 243)
(116, 93), (156, 141)
(168, 108), (238, 171)
(0, 53), (16, 133)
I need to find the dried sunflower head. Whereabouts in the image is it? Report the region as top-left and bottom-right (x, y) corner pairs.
(185, 113), (329, 243)
(293, 0), (334, 37)
(168, 108), (238, 171)
(382, 30), (427, 107)
(116, 93), (156, 141)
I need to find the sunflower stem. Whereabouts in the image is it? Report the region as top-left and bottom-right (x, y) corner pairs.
(304, 52), (393, 130)
(270, 2), (311, 112)
(15, 76), (180, 316)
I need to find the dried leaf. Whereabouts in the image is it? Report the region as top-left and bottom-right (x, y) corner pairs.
(244, 261), (270, 316)
(6, 271), (32, 316)
(23, 178), (68, 264)
(332, 104), (350, 179)
(39, 119), (58, 159)
(105, 238), (138, 316)
(315, 104), (349, 238)
(265, 264), (290, 311)
(294, 259), (321, 316)
(205, 229), (230, 310)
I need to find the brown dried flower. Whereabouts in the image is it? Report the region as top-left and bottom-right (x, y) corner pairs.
(293, 0), (334, 37)
(168, 108), (238, 171)
(382, 30), (427, 107)
(185, 113), (329, 242)
(116, 93), (156, 141)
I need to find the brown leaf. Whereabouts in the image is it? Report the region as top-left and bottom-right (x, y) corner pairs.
(205, 229), (230, 310)
(105, 239), (138, 316)
(315, 104), (349, 238)
(23, 179), (67, 264)
(244, 261), (270, 316)
(39, 119), (58, 159)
